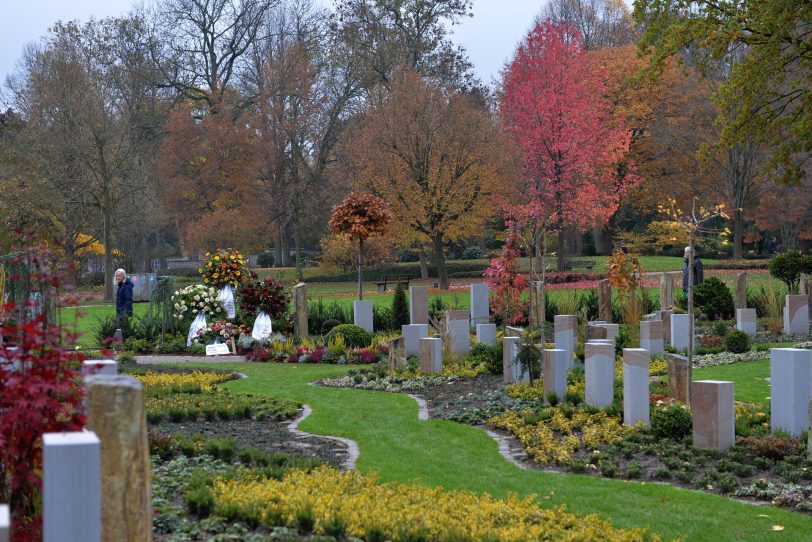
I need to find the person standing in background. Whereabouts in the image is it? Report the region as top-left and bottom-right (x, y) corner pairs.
(115, 268), (134, 317)
(682, 247), (704, 293)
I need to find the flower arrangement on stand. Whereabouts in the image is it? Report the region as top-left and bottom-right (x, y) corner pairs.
(193, 320), (248, 345)
(171, 284), (226, 321)
(236, 275), (290, 321)
(200, 248), (248, 287)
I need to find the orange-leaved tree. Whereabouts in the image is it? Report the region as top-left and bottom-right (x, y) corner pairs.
(341, 67), (511, 289)
(329, 192), (392, 300)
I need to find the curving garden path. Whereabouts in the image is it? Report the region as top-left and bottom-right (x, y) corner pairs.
(194, 362), (812, 541)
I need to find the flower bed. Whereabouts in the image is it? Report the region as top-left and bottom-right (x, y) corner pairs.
(209, 465), (660, 541)
(691, 350), (768, 368)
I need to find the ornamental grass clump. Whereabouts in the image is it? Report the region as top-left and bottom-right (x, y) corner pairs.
(209, 465), (660, 541)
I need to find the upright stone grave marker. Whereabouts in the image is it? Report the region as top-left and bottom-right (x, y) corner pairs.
(784, 295), (810, 336)
(671, 313), (693, 351)
(85, 375), (152, 542)
(586, 325), (608, 341)
(388, 337), (407, 372)
(529, 281), (545, 331)
(692, 380), (735, 451)
(623, 348), (650, 426)
(402, 324), (429, 356)
(293, 283), (308, 337)
(409, 285), (429, 325)
(593, 322), (619, 342)
(353, 300), (374, 333)
(470, 283), (489, 326)
(598, 280), (612, 322)
(659, 273), (674, 312)
(640, 320), (664, 355)
(505, 326), (525, 340)
(554, 315), (577, 367)
(476, 324), (497, 345)
(735, 273), (747, 310)
(502, 336), (525, 384)
(585, 342), (614, 408)
(419, 337), (443, 375)
(736, 308), (757, 335)
(43, 431), (101, 542)
(771, 348), (812, 436)
(542, 349), (568, 403)
(82, 359), (118, 377)
(0, 505), (8, 542)
(666, 353), (690, 404)
(446, 310), (470, 355)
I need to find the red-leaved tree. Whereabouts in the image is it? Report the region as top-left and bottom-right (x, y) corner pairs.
(0, 247), (86, 541)
(484, 229), (530, 326)
(501, 19), (637, 271)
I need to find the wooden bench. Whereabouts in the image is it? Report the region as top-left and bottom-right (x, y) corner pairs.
(373, 275), (411, 292)
(567, 259), (597, 272)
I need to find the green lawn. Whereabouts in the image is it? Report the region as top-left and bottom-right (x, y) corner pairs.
(694, 360), (771, 405)
(169, 362), (812, 542)
(59, 303), (148, 347)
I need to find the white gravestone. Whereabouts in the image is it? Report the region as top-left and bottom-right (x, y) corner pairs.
(670, 313), (693, 352)
(502, 336), (527, 384)
(585, 342), (615, 408)
(409, 286), (429, 325)
(353, 300), (374, 333)
(402, 324), (429, 357)
(470, 283), (489, 326)
(770, 348), (812, 436)
(554, 315), (577, 368)
(476, 324), (497, 346)
(419, 337), (443, 375)
(43, 431), (101, 542)
(784, 295), (810, 336)
(692, 380), (735, 452)
(82, 360), (118, 377)
(736, 308), (757, 335)
(542, 349), (568, 403)
(640, 320), (664, 355)
(623, 349), (650, 427)
(0, 504), (8, 542)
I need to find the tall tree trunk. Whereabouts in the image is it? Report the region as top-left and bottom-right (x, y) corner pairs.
(431, 234), (450, 290)
(294, 216), (303, 282)
(556, 231), (566, 272)
(534, 229), (544, 281)
(280, 230), (291, 267)
(358, 238), (364, 300)
(418, 246), (429, 280)
(157, 231), (167, 272)
(274, 231), (283, 267)
(103, 202), (114, 301)
(733, 209), (743, 259)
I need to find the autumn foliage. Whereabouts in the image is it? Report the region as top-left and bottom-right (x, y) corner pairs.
(328, 192), (392, 243)
(484, 230), (530, 326)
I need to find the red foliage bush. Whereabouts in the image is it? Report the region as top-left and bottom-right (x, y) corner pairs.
(0, 249), (86, 541)
(485, 231), (529, 326)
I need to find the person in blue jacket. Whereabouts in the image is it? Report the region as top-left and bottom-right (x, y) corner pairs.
(682, 247), (704, 292)
(115, 268), (134, 317)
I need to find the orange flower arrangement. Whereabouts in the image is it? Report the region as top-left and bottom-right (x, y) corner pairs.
(200, 248), (249, 288)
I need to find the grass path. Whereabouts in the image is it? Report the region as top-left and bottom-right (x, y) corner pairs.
(694, 360), (771, 405)
(183, 362), (812, 541)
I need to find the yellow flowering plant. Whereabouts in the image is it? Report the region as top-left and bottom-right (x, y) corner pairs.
(200, 248), (249, 287)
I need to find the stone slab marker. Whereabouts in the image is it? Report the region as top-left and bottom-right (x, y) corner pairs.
(446, 310), (470, 355)
(402, 324), (429, 356)
(736, 308), (757, 335)
(82, 359), (118, 377)
(770, 348), (812, 436)
(502, 336), (525, 384)
(594, 322), (619, 342)
(586, 325), (608, 340)
(476, 323), (497, 345)
(784, 295), (810, 336)
(692, 380), (735, 451)
(293, 283), (308, 337)
(671, 313), (693, 352)
(505, 326), (525, 340)
(543, 349), (568, 402)
(598, 280), (612, 322)
(735, 273), (747, 310)
(657, 309), (674, 345)
(470, 283), (489, 326)
(585, 342), (614, 407)
(388, 337), (407, 372)
(640, 320), (664, 355)
(623, 348), (650, 427)
(666, 353), (690, 404)
(43, 431), (101, 542)
(529, 281), (545, 331)
(409, 285), (429, 325)
(809, 399), (812, 460)
(353, 300), (374, 333)
(659, 273), (674, 312)
(0, 505), (8, 542)
(419, 337), (443, 375)
(554, 315), (577, 367)
(85, 375), (152, 542)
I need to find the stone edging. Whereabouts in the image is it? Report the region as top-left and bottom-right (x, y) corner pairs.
(405, 394), (429, 420)
(484, 429), (529, 470)
(288, 405), (360, 471)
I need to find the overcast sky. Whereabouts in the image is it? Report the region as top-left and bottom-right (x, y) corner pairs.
(1, 1), (630, 103)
